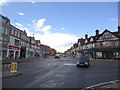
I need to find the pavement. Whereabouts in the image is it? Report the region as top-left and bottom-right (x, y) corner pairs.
(2, 57), (42, 64)
(85, 80), (120, 89)
(71, 57), (120, 62)
(89, 58), (120, 62)
(2, 57), (46, 79)
(2, 71), (23, 79)
(102, 83), (120, 88)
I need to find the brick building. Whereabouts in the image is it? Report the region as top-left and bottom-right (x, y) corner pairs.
(7, 25), (21, 59)
(0, 14), (10, 60)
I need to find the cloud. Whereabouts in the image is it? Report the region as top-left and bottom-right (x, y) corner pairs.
(34, 32), (79, 52)
(111, 18), (118, 22)
(31, 0), (35, 4)
(0, 0), (8, 6)
(41, 25), (52, 32)
(61, 28), (65, 30)
(36, 18), (46, 27)
(15, 23), (22, 27)
(13, 22), (33, 37)
(13, 19), (79, 53)
(17, 12), (24, 16)
(31, 0), (37, 7)
(33, 18), (51, 32)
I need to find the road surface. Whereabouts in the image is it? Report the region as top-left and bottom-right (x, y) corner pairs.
(2, 56), (119, 88)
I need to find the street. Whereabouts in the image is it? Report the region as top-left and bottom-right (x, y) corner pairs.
(2, 56), (119, 88)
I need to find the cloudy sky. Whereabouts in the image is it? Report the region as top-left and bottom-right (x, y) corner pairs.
(0, 0), (118, 52)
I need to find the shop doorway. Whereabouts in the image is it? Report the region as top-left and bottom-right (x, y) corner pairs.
(9, 51), (14, 59)
(15, 51), (19, 59)
(20, 46), (26, 58)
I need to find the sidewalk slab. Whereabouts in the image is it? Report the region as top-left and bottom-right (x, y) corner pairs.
(2, 72), (23, 79)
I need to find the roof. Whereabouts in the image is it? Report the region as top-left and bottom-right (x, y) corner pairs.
(96, 29), (120, 40)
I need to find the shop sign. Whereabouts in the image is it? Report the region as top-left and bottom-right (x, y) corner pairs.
(9, 45), (20, 50)
(80, 50), (94, 53)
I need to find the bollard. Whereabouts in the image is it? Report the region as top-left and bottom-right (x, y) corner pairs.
(11, 62), (17, 73)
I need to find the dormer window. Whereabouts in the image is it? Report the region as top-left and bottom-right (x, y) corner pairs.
(90, 37), (93, 42)
(85, 39), (88, 43)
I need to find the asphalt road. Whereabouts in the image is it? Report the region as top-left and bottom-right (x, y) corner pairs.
(2, 56), (120, 88)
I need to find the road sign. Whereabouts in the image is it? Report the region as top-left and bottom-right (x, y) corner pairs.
(11, 62), (17, 73)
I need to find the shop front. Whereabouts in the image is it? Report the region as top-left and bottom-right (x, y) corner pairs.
(29, 48), (35, 58)
(95, 48), (120, 59)
(0, 46), (8, 60)
(20, 46), (26, 58)
(8, 45), (20, 59)
(35, 50), (41, 57)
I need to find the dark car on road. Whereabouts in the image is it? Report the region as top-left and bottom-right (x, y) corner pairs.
(76, 56), (90, 68)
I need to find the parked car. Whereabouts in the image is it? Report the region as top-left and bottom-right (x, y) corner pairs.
(76, 56), (90, 68)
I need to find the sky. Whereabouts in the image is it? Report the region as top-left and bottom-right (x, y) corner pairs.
(0, 0), (118, 53)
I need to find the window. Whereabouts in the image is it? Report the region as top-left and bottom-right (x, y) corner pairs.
(102, 41), (112, 47)
(15, 39), (20, 46)
(20, 33), (22, 38)
(96, 52), (102, 58)
(21, 41), (22, 45)
(2, 18), (7, 23)
(3, 37), (7, 44)
(5, 28), (8, 34)
(96, 43), (100, 47)
(2, 27), (4, 33)
(0, 27), (1, 33)
(11, 29), (14, 35)
(4, 37), (7, 42)
(18, 32), (20, 37)
(108, 35), (112, 38)
(115, 41), (119, 46)
(0, 17), (2, 21)
(0, 36), (2, 41)
(21, 33), (23, 38)
(113, 52), (120, 58)
(2, 50), (7, 58)
(15, 31), (17, 36)
(24, 42), (26, 46)
(93, 43), (95, 48)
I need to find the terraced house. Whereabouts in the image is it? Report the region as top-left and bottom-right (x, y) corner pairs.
(0, 14), (10, 60)
(8, 25), (21, 59)
(0, 14), (56, 60)
(68, 27), (120, 59)
(94, 28), (120, 59)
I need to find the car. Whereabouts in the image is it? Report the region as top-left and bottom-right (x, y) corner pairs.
(63, 54), (67, 57)
(76, 56), (90, 68)
(55, 54), (60, 58)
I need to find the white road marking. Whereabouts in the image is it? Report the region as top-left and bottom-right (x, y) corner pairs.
(56, 74), (64, 77)
(64, 63), (76, 66)
(48, 63), (51, 65)
(85, 80), (120, 89)
(58, 82), (64, 86)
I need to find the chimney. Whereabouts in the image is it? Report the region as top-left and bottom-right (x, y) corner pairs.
(96, 29), (99, 36)
(118, 26), (120, 33)
(85, 34), (88, 39)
